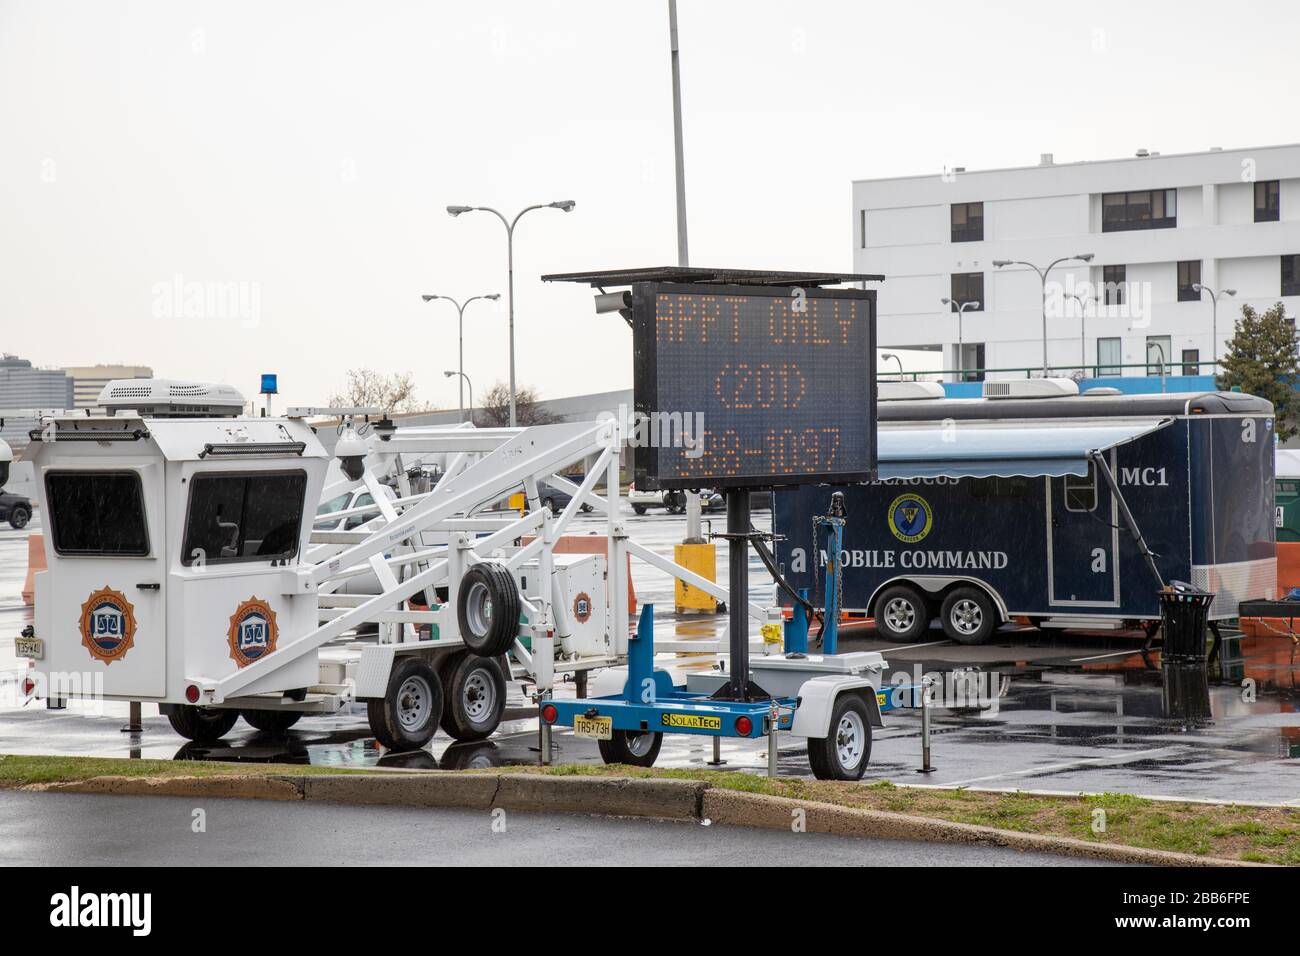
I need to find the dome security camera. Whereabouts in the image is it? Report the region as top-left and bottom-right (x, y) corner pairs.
(335, 426), (367, 482)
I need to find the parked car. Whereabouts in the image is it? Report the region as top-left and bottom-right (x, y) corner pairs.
(531, 478), (595, 515)
(0, 491), (32, 529)
(627, 483), (711, 515)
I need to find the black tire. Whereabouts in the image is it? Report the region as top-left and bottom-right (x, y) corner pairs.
(665, 492), (685, 515)
(166, 705), (240, 742)
(873, 584), (930, 642)
(632, 504), (647, 515)
(597, 729), (663, 768)
(439, 652), (507, 741)
(9, 506), (30, 530)
(940, 586), (999, 645)
(456, 562), (520, 657)
(543, 497), (557, 514)
(366, 656), (443, 751)
(807, 693), (872, 780)
(240, 709), (303, 733)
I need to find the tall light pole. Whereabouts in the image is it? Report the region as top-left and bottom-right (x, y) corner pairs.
(881, 352), (905, 379)
(446, 201), (575, 426)
(1192, 282), (1236, 373)
(1065, 291), (1094, 376)
(422, 293), (499, 422)
(993, 254), (1094, 376)
(443, 370), (474, 424)
(940, 297), (979, 382)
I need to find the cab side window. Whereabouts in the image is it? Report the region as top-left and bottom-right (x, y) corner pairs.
(182, 471), (307, 565)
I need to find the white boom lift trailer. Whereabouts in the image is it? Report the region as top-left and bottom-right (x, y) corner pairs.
(19, 380), (890, 771)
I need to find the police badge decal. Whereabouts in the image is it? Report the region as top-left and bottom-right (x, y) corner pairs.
(79, 586), (138, 664)
(227, 597), (278, 668)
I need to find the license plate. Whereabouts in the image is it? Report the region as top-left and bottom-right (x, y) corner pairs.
(573, 715), (612, 740)
(14, 636), (43, 660)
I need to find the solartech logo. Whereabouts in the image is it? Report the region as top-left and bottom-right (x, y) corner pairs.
(49, 886), (151, 936)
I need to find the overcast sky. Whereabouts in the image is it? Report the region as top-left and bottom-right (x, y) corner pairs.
(2, 0), (1297, 411)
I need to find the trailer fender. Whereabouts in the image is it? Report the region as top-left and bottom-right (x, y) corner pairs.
(790, 675), (883, 739)
(867, 574), (1009, 622)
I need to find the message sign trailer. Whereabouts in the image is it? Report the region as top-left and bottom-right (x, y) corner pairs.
(539, 268), (902, 779)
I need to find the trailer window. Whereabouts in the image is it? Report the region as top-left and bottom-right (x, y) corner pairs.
(182, 471), (307, 565)
(45, 471), (150, 556)
(967, 476), (1028, 498)
(1064, 465), (1097, 512)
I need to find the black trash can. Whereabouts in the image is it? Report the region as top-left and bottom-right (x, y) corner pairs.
(1158, 581), (1214, 723)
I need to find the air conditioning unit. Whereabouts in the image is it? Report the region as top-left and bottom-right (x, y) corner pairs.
(982, 378), (1079, 400)
(97, 379), (247, 417)
(879, 381), (945, 401)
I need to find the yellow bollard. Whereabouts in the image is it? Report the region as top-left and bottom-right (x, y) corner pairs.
(674, 541), (717, 614)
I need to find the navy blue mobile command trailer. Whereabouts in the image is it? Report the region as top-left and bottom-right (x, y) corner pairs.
(775, 379), (1276, 644)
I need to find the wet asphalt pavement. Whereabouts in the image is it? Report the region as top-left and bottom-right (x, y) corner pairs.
(0, 791), (1108, 866)
(3, 507), (1300, 804)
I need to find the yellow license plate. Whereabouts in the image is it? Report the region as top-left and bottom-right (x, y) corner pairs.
(573, 715), (612, 740)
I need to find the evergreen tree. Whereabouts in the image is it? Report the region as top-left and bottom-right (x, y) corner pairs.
(1217, 301), (1300, 440)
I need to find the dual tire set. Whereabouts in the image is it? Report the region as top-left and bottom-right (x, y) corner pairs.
(167, 562), (522, 753)
(874, 583), (1000, 645)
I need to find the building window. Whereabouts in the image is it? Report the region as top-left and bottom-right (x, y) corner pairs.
(859, 209), (866, 249)
(1102, 264), (1126, 306)
(1283, 255), (1300, 297)
(1177, 260), (1202, 302)
(949, 272), (984, 309)
(1101, 188), (1177, 232)
(1181, 349), (1200, 376)
(1256, 180), (1280, 223)
(1146, 335), (1172, 375)
(950, 202), (984, 242)
(1097, 337), (1121, 376)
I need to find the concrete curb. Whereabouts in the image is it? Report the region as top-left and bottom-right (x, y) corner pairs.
(12, 771), (1265, 865)
(699, 789), (1260, 867)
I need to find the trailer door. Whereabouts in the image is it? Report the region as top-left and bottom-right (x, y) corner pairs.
(43, 464), (168, 697)
(1046, 456), (1120, 607)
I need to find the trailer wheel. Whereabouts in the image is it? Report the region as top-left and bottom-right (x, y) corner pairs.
(456, 562), (520, 657)
(807, 693), (872, 780)
(240, 709), (303, 733)
(873, 584), (930, 642)
(166, 705), (240, 742)
(597, 730), (663, 768)
(367, 657), (444, 751)
(439, 651), (507, 741)
(940, 587), (998, 645)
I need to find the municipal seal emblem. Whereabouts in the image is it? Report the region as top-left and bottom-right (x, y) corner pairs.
(572, 591), (593, 624)
(887, 492), (933, 543)
(79, 586), (137, 665)
(228, 597), (278, 668)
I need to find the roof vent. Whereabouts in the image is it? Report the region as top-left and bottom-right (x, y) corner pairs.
(879, 381), (945, 401)
(97, 379), (246, 418)
(1084, 386), (1123, 396)
(982, 378), (1080, 400)
(1039, 153), (1054, 165)
(1135, 148), (1150, 158)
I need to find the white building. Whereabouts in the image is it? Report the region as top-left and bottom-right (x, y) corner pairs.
(853, 144), (1300, 380)
(62, 364), (153, 409)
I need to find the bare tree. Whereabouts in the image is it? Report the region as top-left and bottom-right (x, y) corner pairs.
(477, 382), (559, 427)
(328, 368), (434, 413)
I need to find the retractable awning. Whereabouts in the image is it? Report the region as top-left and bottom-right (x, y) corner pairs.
(878, 418), (1173, 480)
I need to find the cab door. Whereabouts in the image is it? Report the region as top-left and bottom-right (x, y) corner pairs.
(43, 462), (168, 697)
(1046, 456), (1120, 607)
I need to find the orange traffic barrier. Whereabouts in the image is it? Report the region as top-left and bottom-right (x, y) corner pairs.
(22, 533), (44, 606)
(1239, 542), (1300, 639)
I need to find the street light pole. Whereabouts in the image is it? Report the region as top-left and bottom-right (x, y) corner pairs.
(422, 293), (499, 422)
(881, 352), (904, 379)
(446, 201), (575, 426)
(940, 298), (980, 382)
(1192, 282), (1236, 373)
(1066, 291), (1094, 376)
(443, 370), (474, 424)
(993, 254), (1095, 376)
